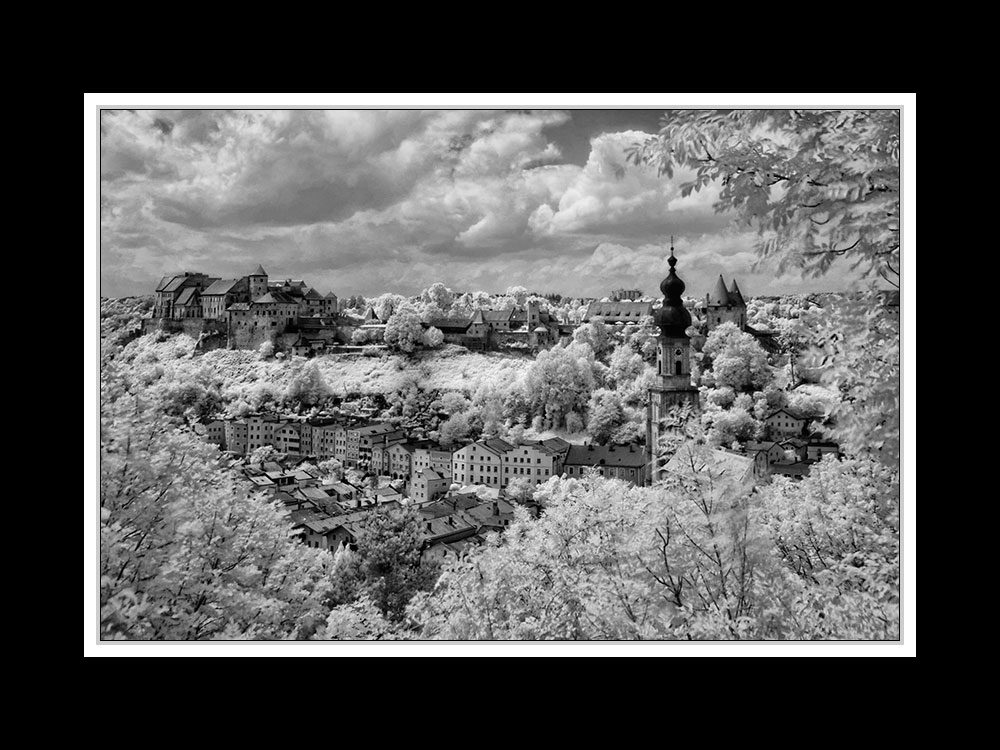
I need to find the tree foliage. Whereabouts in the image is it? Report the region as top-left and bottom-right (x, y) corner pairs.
(383, 307), (425, 354)
(328, 506), (440, 623)
(756, 455), (899, 639)
(627, 109), (900, 283)
(100, 375), (332, 640)
(702, 322), (772, 393)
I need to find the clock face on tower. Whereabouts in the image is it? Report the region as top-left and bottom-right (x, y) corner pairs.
(675, 349), (682, 356)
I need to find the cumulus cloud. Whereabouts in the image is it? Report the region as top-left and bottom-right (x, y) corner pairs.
(99, 109), (851, 299)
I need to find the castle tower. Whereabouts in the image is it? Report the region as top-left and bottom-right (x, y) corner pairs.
(248, 264), (268, 301)
(526, 300), (540, 328)
(646, 243), (700, 484)
(704, 274), (748, 331)
(728, 279), (746, 329)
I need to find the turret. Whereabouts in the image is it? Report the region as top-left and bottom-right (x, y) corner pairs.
(248, 264), (268, 301)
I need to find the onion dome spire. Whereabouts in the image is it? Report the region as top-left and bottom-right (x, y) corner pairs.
(653, 238), (692, 337)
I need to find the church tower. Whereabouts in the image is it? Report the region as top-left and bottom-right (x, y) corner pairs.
(248, 264), (268, 301)
(646, 242), (700, 484)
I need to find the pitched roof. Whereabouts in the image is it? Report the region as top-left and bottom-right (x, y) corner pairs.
(540, 437), (572, 454)
(355, 423), (400, 437)
(250, 264), (267, 276)
(426, 316), (471, 332)
(584, 301), (652, 321)
(321, 482), (357, 497)
(767, 407), (808, 421)
(728, 279), (746, 307)
(227, 302), (251, 311)
(707, 275), (732, 306)
(483, 309), (514, 322)
(161, 275), (190, 293)
(174, 287), (199, 306)
(202, 278), (243, 296)
(484, 438), (514, 454)
(564, 443), (646, 468)
(325, 291), (338, 299)
(303, 287), (324, 300)
(252, 291), (297, 305)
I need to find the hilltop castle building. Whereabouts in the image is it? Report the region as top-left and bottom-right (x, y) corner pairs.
(151, 265), (340, 349)
(646, 245), (700, 484)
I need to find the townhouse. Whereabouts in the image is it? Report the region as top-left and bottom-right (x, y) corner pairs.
(562, 443), (646, 486)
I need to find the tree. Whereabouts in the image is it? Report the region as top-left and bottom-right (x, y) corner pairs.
(100, 376), (333, 640)
(247, 445), (283, 465)
(371, 293), (407, 322)
(504, 476), (537, 505)
(627, 110), (899, 284)
(420, 282), (455, 313)
(408, 471), (787, 640)
(330, 506), (440, 622)
(573, 319), (612, 360)
(423, 326), (445, 349)
(803, 295), (900, 466)
(383, 307), (424, 354)
(702, 322), (772, 393)
(439, 411), (472, 447)
(282, 360), (332, 408)
(258, 340), (275, 360)
(755, 455), (899, 639)
(606, 344), (645, 390)
(704, 406), (760, 448)
(586, 388), (626, 444)
(520, 342), (599, 429)
(351, 328), (371, 345)
(316, 458), (344, 482)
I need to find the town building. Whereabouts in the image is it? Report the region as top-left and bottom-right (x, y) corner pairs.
(410, 468), (451, 505)
(610, 288), (644, 302)
(412, 441), (453, 478)
(422, 300), (558, 351)
(501, 439), (564, 486)
(355, 424), (406, 469)
(765, 408), (809, 439)
(562, 443), (646, 486)
(583, 300), (653, 324)
(451, 439), (511, 487)
(646, 244), (701, 484)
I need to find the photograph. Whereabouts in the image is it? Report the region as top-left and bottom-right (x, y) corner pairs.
(88, 97), (911, 651)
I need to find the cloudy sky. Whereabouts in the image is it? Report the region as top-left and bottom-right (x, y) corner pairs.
(99, 108), (856, 300)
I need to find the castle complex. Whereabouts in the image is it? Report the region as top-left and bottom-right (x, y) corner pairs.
(149, 265), (341, 350)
